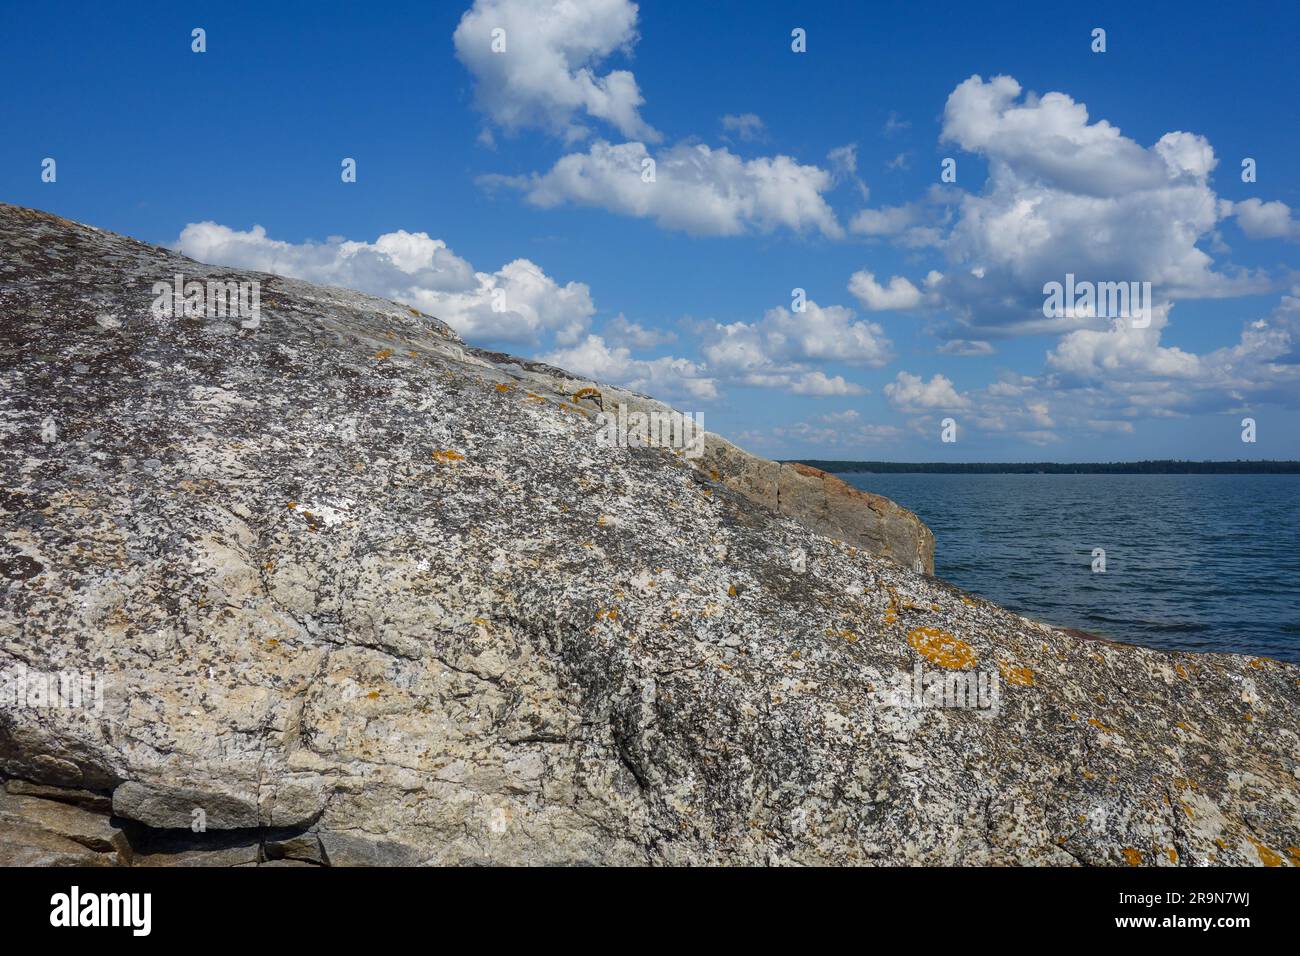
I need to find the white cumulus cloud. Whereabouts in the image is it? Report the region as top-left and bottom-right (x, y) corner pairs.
(509, 140), (843, 237)
(848, 270), (928, 311)
(173, 222), (594, 347)
(931, 74), (1265, 336)
(453, 0), (659, 142)
(883, 371), (970, 411)
(1231, 198), (1300, 240)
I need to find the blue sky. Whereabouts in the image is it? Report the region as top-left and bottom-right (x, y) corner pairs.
(4, 0), (1300, 461)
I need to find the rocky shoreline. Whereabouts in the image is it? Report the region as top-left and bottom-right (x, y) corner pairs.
(2, 204), (1298, 866)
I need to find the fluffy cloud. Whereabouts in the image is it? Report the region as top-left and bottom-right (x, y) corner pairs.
(848, 270), (934, 311)
(1043, 292), (1300, 413)
(174, 222), (594, 346)
(905, 289), (1300, 445)
(702, 300), (891, 383)
(1231, 198), (1300, 240)
(544, 297), (892, 402)
(1046, 304), (1201, 382)
(787, 371), (867, 396)
(883, 371), (969, 411)
(923, 74), (1266, 336)
(540, 334), (717, 401)
(507, 140), (843, 237)
(453, 0), (658, 142)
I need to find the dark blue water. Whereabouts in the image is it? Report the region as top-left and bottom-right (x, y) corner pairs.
(839, 473), (1300, 663)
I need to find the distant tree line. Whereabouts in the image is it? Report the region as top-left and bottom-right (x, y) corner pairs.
(793, 460), (1300, 475)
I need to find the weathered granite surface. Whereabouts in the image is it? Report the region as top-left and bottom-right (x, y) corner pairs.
(1, 203), (1298, 866)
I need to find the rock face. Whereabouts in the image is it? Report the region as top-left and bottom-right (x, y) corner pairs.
(1, 203), (1298, 867)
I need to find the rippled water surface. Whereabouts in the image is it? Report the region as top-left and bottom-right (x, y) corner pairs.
(839, 473), (1300, 663)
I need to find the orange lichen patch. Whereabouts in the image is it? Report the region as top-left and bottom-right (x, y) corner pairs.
(596, 608), (619, 621)
(790, 650), (801, 659)
(1174, 663), (1189, 679)
(709, 469), (720, 481)
(375, 348), (393, 361)
(718, 663), (732, 671)
(825, 628), (858, 643)
(366, 690), (380, 701)
(1243, 713), (1254, 722)
(263, 561), (274, 570)
(571, 386), (602, 405)
(265, 638), (280, 649)
(1172, 777), (1199, 792)
(1166, 847), (1178, 864)
(1247, 837), (1282, 867)
(997, 661), (1035, 687)
(883, 587), (900, 625)
(286, 501), (298, 509)
(526, 392), (547, 404)
(1175, 721), (1192, 732)
(1247, 658), (1268, 669)
(961, 596), (976, 606)
(432, 449), (466, 464)
(727, 584), (737, 597)
(1086, 717), (1117, 734)
(597, 515), (610, 526)
(408, 351), (419, 359)
(906, 627), (976, 670)
(472, 617), (490, 629)
(1081, 770), (1096, 780)
(1215, 838), (1228, 850)
(494, 382), (513, 392)
(1121, 848), (1143, 866)
(1286, 847), (1300, 867)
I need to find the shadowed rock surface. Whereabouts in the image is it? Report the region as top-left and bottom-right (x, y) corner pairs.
(1, 203), (1297, 866)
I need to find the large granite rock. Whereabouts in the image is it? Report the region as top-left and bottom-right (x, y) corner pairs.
(1, 203), (1298, 866)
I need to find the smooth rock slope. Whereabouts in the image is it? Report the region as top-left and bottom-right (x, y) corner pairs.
(1, 203), (1297, 866)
